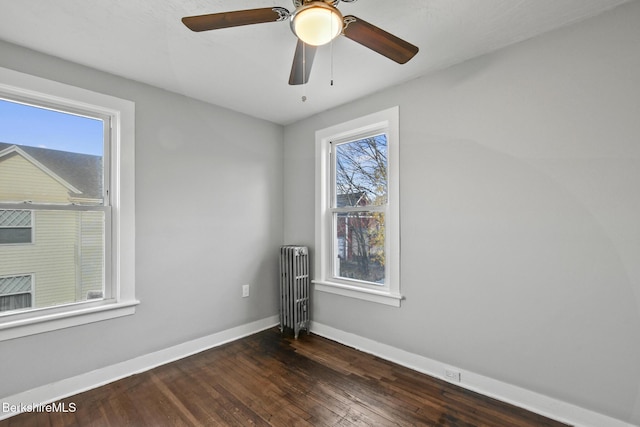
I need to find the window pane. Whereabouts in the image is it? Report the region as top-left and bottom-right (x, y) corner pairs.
(0, 293), (32, 312)
(334, 135), (387, 207)
(0, 98), (104, 205)
(0, 228), (32, 244)
(334, 211), (385, 284)
(0, 210), (105, 313)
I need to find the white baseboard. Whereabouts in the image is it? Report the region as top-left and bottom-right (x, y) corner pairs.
(0, 315), (279, 421)
(310, 321), (635, 427)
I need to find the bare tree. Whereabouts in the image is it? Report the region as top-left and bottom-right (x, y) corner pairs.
(334, 135), (387, 282)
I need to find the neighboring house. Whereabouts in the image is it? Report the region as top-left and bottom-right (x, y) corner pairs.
(335, 191), (384, 283)
(0, 142), (104, 312)
(335, 191), (368, 261)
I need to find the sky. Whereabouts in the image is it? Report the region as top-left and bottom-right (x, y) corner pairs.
(0, 97), (104, 156)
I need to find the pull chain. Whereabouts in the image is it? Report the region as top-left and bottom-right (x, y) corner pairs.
(330, 14), (335, 86)
(302, 42), (307, 102)
(330, 37), (334, 86)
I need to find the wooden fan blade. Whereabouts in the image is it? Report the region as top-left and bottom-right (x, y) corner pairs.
(342, 15), (419, 64)
(182, 8), (288, 32)
(289, 40), (317, 85)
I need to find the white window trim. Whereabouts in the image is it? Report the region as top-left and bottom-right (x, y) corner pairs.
(0, 66), (138, 341)
(314, 106), (402, 307)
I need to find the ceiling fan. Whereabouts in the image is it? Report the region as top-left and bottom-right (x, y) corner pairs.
(182, 0), (419, 85)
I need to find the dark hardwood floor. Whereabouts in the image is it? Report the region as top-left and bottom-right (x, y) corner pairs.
(1, 328), (569, 426)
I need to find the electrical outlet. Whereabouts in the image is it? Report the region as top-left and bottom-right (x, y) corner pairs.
(242, 284), (250, 298)
(444, 368), (461, 382)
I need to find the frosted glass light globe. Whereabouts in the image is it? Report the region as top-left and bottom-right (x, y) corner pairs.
(291, 3), (343, 46)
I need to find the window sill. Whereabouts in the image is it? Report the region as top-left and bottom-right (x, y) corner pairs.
(313, 280), (403, 307)
(0, 300), (140, 342)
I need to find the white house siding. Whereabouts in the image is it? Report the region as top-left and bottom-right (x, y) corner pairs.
(36, 210), (78, 307)
(2, 211), (72, 307)
(0, 153), (71, 203)
(79, 211), (104, 299)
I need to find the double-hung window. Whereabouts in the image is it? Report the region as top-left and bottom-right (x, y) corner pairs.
(0, 209), (33, 244)
(0, 274), (33, 312)
(0, 66), (137, 340)
(314, 107), (401, 306)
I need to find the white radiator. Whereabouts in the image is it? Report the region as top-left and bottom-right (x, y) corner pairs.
(279, 245), (310, 339)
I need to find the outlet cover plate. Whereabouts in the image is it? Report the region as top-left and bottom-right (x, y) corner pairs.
(444, 368), (461, 382)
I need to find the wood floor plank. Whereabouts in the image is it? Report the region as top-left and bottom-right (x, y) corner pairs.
(0, 328), (570, 426)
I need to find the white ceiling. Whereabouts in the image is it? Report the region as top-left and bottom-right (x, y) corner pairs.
(0, 0), (631, 125)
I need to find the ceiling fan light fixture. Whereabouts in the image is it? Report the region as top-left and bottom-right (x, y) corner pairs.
(291, 2), (343, 46)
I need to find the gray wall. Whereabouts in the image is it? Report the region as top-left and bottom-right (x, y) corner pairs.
(284, 2), (640, 424)
(0, 40), (284, 397)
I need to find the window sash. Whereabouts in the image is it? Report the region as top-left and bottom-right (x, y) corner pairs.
(331, 210), (387, 286)
(0, 94), (110, 207)
(329, 133), (389, 288)
(0, 293), (32, 312)
(0, 228), (33, 244)
(330, 135), (388, 210)
(0, 205), (112, 310)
